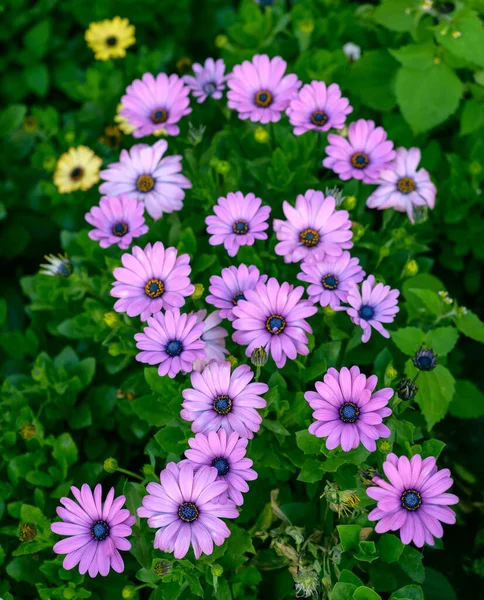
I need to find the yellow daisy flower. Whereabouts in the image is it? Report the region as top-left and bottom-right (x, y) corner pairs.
(85, 17), (135, 61)
(114, 104), (136, 135)
(53, 146), (102, 194)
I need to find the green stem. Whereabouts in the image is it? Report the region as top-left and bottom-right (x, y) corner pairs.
(116, 467), (143, 482)
(255, 365), (261, 382)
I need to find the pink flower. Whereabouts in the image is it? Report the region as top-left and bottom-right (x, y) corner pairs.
(121, 73), (191, 138)
(111, 241), (194, 321)
(85, 195), (148, 249)
(305, 366), (392, 452)
(51, 484), (135, 577)
(191, 309), (229, 372)
(345, 275), (400, 343)
(99, 140), (192, 221)
(183, 58), (226, 103)
(206, 264), (268, 322)
(273, 190), (353, 264)
(323, 119), (396, 184)
(227, 54), (301, 123)
(205, 192), (271, 257)
(297, 251), (365, 309)
(287, 81), (353, 135)
(367, 453), (458, 547)
(367, 147), (437, 224)
(137, 462), (238, 559)
(134, 309), (205, 378)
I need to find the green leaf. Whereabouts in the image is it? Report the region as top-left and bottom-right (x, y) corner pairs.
(132, 394), (177, 427)
(295, 430), (322, 455)
(422, 568), (457, 600)
(455, 310), (484, 343)
(399, 546), (425, 583)
(345, 50), (398, 111)
(297, 458), (324, 483)
(178, 227), (197, 256)
(435, 9), (484, 68)
(23, 20), (51, 59)
(52, 433), (78, 470)
(421, 439), (445, 459)
(449, 379), (484, 418)
(405, 289), (442, 317)
(354, 541), (378, 563)
(353, 587), (382, 600)
(0, 104), (27, 137)
(339, 570), (364, 587)
(373, 0), (414, 32)
(392, 327), (426, 355)
(263, 419), (290, 436)
(24, 64), (50, 98)
(332, 583), (357, 600)
(390, 43), (437, 70)
(407, 363), (455, 429)
(425, 327), (459, 356)
(154, 427), (186, 454)
(390, 585), (424, 600)
(377, 534), (404, 563)
(460, 99), (484, 135)
(337, 525), (361, 552)
(395, 63), (463, 134)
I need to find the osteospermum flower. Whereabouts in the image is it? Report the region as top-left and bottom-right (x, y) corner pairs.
(121, 73), (191, 138)
(232, 278), (317, 368)
(227, 54), (300, 123)
(85, 195), (148, 249)
(192, 310), (229, 372)
(413, 347), (437, 371)
(39, 253), (73, 278)
(137, 462), (238, 559)
(287, 81), (352, 136)
(206, 264), (268, 322)
(183, 58), (226, 103)
(345, 275), (400, 343)
(85, 17), (135, 61)
(135, 309), (205, 378)
(111, 242), (194, 321)
(206, 192), (271, 257)
(99, 140), (191, 220)
(297, 251), (365, 309)
(367, 453), (458, 547)
(51, 484), (135, 577)
(305, 366), (393, 452)
(181, 361), (268, 439)
(273, 190), (353, 265)
(182, 429), (257, 506)
(323, 119), (396, 184)
(367, 147), (437, 224)
(54, 146), (102, 194)
(114, 104), (136, 135)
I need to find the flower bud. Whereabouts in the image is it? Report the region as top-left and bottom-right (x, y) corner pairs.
(191, 283), (204, 301)
(251, 347), (268, 367)
(211, 564), (223, 577)
(103, 458), (118, 474)
(154, 559), (171, 577)
(343, 195), (357, 210)
(396, 378), (418, 401)
(215, 34), (228, 48)
(23, 116), (38, 133)
(413, 347), (437, 371)
(294, 568), (319, 598)
(103, 312), (119, 328)
(226, 355), (238, 368)
(254, 126), (269, 143)
(20, 423), (36, 440)
(404, 260), (419, 277)
(122, 586), (137, 599)
(378, 440), (392, 454)
(19, 523), (37, 542)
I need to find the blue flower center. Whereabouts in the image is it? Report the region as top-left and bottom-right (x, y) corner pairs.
(419, 356), (432, 368)
(339, 402), (359, 423)
(91, 520), (109, 541)
(233, 220), (249, 234)
(144, 278), (164, 298)
(203, 82), (216, 95)
(212, 457), (230, 476)
(255, 90), (273, 107)
(112, 222), (128, 237)
(232, 292), (246, 306)
(401, 489), (422, 511)
(178, 502), (199, 522)
(300, 228), (320, 247)
(266, 314), (286, 335)
(166, 340), (183, 356)
(105, 36), (117, 47)
(322, 274), (338, 290)
(213, 395), (232, 415)
(358, 305), (374, 320)
(311, 111), (328, 126)
(58, 263), (72, 277)
(151, 109), (168, 124)
(351, 152), (369, 169)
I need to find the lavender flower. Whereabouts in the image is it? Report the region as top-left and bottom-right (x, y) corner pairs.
(183, 58), (227, 103)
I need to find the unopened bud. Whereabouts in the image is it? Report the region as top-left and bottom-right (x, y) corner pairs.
(226, 355), (238, 368)
(343, 195), (357, 210)
(215, 34), (228, 48)
(396, 378), (418, 401)
(378, 440), (392, 454)
(254, 126), (269, 143)
(191, 283), (204, 301)
(103, 458), (118, 474)
(122, 586), (137, 599)
(154, 560), (171, 577)
(103, 312), (119, 328)
(404, 259), (419, 277)
(211, 564), (223, 577)
(19, 523), (37, 542)
(20, 423), (36, 440)
(250, 347), (268, 367)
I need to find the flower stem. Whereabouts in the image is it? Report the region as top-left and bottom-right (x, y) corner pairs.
(116, 467), (143, 481)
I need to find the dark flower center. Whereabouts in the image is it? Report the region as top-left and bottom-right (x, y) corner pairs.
(105, 36), (118, 47)
(136, 174), (155, 192)
(232, 220), (249, 234)
(151, 109), (168, 124)
(112, 222), (128, 237)
(232, 291), (246, 306)
(401, 489), (422, 511)
(413, 348), (437, 371)
(339, 402), (359, 423)
(178, 502), (199, 522)
(91, 520), (110, 541)
(203, 82), (217, 95)
(144, 278), (164, 298)
(358, 305), (374, 320)
(266, 314), (286, 335)
(255, 90), (273, 107)
(311, 111), (328, 126)
(322, 274), (338, 290)
(70, 167), (84, 181)
(212, 457), (230, 476)
(420, 356), (432, 368)
(299, 228), (320, 247)
(213, 394), (232, 415)
(397, 177), (416, 194)
(351, 152), (369, 169)
(166, 340), (183, 357)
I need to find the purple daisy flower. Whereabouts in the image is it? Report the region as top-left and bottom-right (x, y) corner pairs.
(367, 147), (437, 224)
(99, 139), (192, 221)
(367, 453), (458, 547)
(345, 275), (400, 343)
(111, 241), (194, 321)
(206, 264), (268, 322)
(287, 81), (353, 136)
(305, 366), (393, 452)
(135, 308), (205, 378)
(205, 192), (271, 257)
(297, 251), (365, 309)
(85, 195), (148, 250)
(183, 58), (226, 103)
(273, 190), (353, 265)
(182, 429), (257, 506)
(120, 72), (191, 138)
(181, 361), (268, 439)
(323, 119), (396, 184)
(227, 54), (301, 124)
(191, 309), (229, 372)
(137, 462), (238, 559)
(232, 278), (317, 368)
(51, 484), (135, 577)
